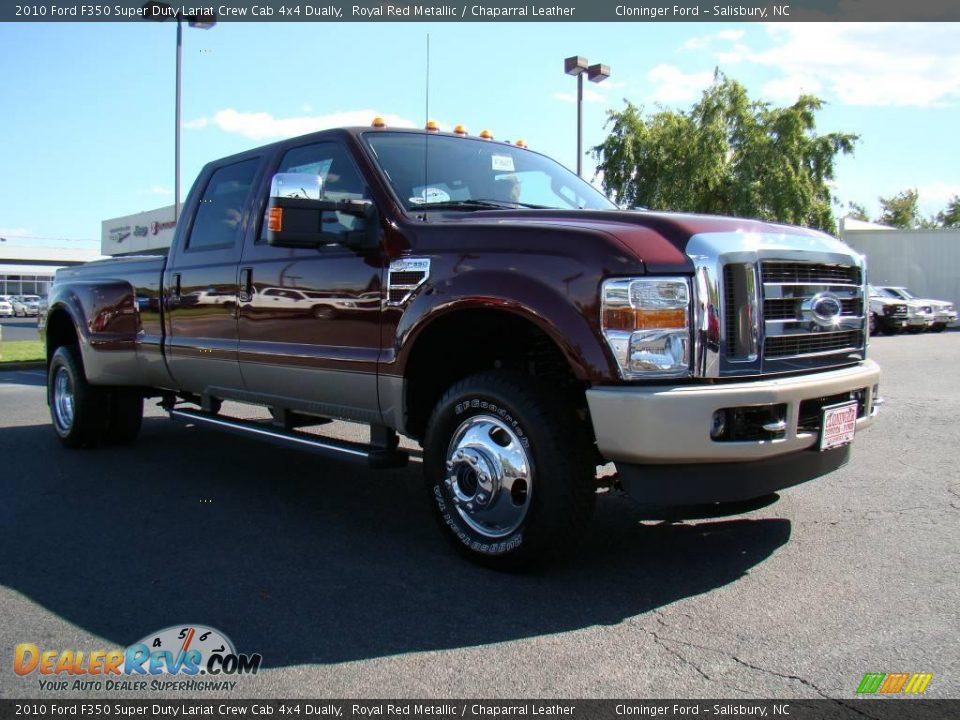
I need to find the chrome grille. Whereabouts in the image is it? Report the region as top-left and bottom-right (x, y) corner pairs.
(719, 259), (866, 369)
(688, 232), (868, 378)
(766, 331), (864, 359)
(761, 262), (861, 285)
(757, 260), (865, 365)
(763, 297), (862, 321)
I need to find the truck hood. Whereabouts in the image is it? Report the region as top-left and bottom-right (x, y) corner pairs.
(430, 208), (826, 273)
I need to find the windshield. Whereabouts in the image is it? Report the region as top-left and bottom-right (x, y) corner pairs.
(363, 132), (617, 213)
(873, 287), (904, 299)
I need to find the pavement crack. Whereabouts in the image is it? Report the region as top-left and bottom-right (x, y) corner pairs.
(645, 614), (883, 719)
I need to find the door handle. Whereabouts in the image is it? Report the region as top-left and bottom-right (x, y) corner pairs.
(239, 268), (253, 303)
(168, 273), (182, 308)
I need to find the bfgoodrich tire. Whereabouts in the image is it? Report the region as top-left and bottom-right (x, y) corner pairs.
(423, 371), (595, 570)
(48, 345), (109, 449)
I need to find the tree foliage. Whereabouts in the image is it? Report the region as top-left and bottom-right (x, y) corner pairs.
(875, 189), (921, 229)
(846, 202), (870, 222)
(592, 73), (858, 234)
(936, 195), (960, 228)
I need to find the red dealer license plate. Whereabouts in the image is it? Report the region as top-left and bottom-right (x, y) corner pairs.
(820, 401), (858, 451)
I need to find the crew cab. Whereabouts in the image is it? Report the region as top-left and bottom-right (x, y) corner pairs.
(41, 124), (881, 568)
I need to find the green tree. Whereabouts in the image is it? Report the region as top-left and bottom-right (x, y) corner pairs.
(875, 189), (920, 229)
(846, 202), (870, 222)
(936, 195), (960, 228)
(591, 73), (858, 234)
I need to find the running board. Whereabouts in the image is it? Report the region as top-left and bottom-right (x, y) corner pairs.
(168, 408), (409, 469)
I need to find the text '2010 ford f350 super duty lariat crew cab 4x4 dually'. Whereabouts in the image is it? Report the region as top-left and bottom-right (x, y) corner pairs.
(42, 123), (881, 568)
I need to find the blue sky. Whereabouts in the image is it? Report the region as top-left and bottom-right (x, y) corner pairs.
(1, 21), (958, 249)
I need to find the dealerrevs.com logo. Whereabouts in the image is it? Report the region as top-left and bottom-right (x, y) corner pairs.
(14, 625), (262, 692)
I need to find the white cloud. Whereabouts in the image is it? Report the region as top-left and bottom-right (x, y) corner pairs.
(185, 109), (417, 140)
(762, 74), (824, 102)
(682, 29), (745, 51)
(647, 65), (714, 104)
(718, 23), (960, 107)
(182, 117), (208, 129)
(917, 182), (960, 214)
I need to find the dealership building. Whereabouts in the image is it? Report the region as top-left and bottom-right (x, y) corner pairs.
(102, 204), (177, 256)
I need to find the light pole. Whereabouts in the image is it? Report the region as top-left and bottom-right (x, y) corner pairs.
(564, 56), (611, 177)
(143, 2), (216, 221)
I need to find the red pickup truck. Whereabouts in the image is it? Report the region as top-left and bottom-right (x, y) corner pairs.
(42, 124), (881, 568)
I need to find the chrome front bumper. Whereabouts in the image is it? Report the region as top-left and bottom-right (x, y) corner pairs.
(586, 360), (880, 464)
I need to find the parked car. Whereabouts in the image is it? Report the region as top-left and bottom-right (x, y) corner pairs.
(877, 286), (956, 332)
(871, 285), (934, 332)
(867, 286), (909, 335)
(0, 297), (13, 318)
(41, 123), (881, 568)
(10, 295), (41, 317)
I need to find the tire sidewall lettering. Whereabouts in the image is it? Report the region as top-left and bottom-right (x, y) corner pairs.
(435, 396), (531, 556)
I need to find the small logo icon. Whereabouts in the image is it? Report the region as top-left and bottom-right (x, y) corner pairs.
(806, 292), (843, 327)
(856, 672), (933, 695)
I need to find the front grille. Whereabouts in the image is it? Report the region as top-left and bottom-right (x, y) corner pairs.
(719, 258), (866, 372)
(763, 297), (862, 321)
(761, 262), (861, 285)
(889, 304), (908, 318)
(765, 331), (863, 359)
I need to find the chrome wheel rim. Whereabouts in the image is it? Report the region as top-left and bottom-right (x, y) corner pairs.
(444, 414), (533, 538)
(53, 367), (75, 433)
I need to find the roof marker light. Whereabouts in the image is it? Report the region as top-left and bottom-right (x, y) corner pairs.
(479, 129), (493, 140)
(371, 116), (387, 128)
(453, 124), (468, 136)
(425, 120), (440, 133)
(514, 139), (528, 148)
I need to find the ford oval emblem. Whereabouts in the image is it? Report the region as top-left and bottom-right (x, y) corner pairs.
(809, 292), (843, 327)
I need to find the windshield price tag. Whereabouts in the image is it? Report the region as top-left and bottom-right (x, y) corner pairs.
(492, 155), (515, 172)
(820, 401), (857, 451)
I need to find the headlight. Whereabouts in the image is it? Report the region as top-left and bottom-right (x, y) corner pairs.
(601, 277), (691, 379)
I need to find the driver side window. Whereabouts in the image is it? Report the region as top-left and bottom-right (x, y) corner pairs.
(259, 142), (367, 241)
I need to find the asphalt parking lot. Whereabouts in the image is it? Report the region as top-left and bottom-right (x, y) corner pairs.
(0, 333), (957, 700)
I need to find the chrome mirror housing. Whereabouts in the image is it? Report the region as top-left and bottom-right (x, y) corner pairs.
(270, 173), (323, 200)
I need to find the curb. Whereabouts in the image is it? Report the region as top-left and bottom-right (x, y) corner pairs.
(0, 361), (46, 372)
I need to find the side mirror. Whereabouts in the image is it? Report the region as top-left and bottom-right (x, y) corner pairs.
(266, 172), (379, 250)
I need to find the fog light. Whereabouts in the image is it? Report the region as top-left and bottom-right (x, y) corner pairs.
(711, 410), (727, 440)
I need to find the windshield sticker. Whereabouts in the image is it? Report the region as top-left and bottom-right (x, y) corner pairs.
(491, 155), (515, 172)
(410, 187), (452, 205)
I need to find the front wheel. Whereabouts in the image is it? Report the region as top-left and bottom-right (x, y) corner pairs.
(49, 345), (109, 448)
(423, 371), (595, 570)
(869, 313), (878, 336)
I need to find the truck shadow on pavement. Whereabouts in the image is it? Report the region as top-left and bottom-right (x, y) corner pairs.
(0, 418), (792, 666)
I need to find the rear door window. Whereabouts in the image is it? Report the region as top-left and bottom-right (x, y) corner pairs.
(187, 158), (260, 251)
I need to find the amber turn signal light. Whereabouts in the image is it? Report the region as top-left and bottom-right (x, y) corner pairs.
(602, 307), (687, 331)
(268, 207), (283, 232)
(371, 116), (387, 128)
